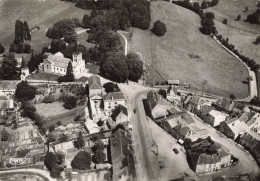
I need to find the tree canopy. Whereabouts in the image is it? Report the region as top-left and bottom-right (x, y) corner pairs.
(103, 82), (120, 93)
(0, 42), (5, 54)
(15, 81), (37, 102)
(100, 53), (129, 83)
(71, 151), (92, 170)
(0, 54), (19, 80)
(73, 131), (85, 149)
(58, 61), (75, 82)
(126, 53), (143, 82)
(151, 20), (167, 36)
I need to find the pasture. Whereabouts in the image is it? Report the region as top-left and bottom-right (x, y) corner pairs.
(196, 0), (260, 63)
(0, 0), (90, 53)
(130, 1), (249, 98)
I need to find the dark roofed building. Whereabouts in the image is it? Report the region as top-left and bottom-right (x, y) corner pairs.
(110, 128), (135, 181)
(111, 105), (128, 124)
(187, 138), (231, 173)
(88, 75), (102, 97)
(213, 97), (235, 114)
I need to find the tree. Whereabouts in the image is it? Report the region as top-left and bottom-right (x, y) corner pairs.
(100, 53), (129, 83)
(244, 7), (248, 12)
(200, 12), (217, 35)
(14, 20), (22, 44)
(58, 61), (74, 82)
(71, 151), (92, 170)
(103, 82), (120, 93)
(230, 94), (236, 101)
(222, 18), (228, 24)
(24, 21), (31, 41)
(0, 54), (19, 80)
(151, 20), (167, 36)
(44, 152), (57, 171)
(15, 81), (37, 102)
(0, 42), (5, 54)
(73, 132), (85, 149)
(254, 36), (260, 45)
(158, 89), (167, 99)
(126, 53), (143, 82)
(50, 39), (66, 54)
(1, 128), (9, 141)
(21, 56), (26, 68)
(92, 140), (105, 153)
(201, 1), (207, 9)
(50, 166), (63, 178)
(82, 14), (91, 28)
(247, 76), (253, 83)
(59, 134), (68, 143)
(55, 151), (65, 165)
(24, 44), (31, 53)
(93, 150), (106, 164)
(63, 96), (77, 109)
(236, 15), (241, 21)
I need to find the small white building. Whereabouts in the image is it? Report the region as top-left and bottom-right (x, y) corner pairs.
(103, 92), (126, 113)
(208, 110), (227, 127)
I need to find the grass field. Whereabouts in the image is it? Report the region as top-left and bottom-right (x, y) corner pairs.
(0, 0), (90, 53)
(195, 0), (260, 63)
(35, 101), (76, 128)
(130, 1), (249, 99)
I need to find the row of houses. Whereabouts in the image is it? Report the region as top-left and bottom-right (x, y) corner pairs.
(183, 95), (260, 165)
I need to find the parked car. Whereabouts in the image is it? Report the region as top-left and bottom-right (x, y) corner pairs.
(173, 148), (179, 154)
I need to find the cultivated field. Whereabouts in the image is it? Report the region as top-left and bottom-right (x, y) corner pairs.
(130, 1), (249, 99)
(0, 0), (90, 53)
(195, 0), (260, 63)
(35, 101), (76, 128)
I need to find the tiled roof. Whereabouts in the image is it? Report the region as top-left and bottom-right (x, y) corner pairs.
(88, 75), (102, 89)
(111, 105), (128, 122)
(189, 96), (200, 106)
(199, 105), (213, 115)
(0, 81), (19, 90)
(214, 97), (235, 112)
(209, 110), (226, 118)
(103, 92), (125, 101)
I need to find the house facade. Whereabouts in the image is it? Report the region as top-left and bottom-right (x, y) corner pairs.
(103, 92), (126, 112)
(39, 52), (85, 76)
(207, 110), (227, 127)
(88, 75), (102, 97)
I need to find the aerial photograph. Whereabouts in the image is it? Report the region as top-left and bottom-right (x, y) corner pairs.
(0, 0), (259, 180)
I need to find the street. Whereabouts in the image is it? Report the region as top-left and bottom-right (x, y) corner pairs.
(0, 168), (56, 181)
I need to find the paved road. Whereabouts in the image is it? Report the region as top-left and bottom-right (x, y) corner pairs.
(117, 30), (128, 56)
(0, 168), (56, 181)
(120, 83), (160, 181)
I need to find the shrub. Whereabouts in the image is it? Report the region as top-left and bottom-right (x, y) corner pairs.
(236, 15), (241, 21)
(246, 9), (260, 24)
(42, 95), (54, 103)
(222, 18), (228, 24)
(103, 82), (120, 93)
(63, 96), (77, 109)
(92, 150), (106, 164)
(71, 151), (91, 170)
(254, 36), (260, 45)
(151, 20), (167, 36)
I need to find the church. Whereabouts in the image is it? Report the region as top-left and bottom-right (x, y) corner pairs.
(39, 51), (85, 76)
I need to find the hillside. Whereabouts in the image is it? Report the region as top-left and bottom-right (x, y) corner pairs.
(201, 0), (260, 64)
(0, 0), (89, 53)
(131, 1), (249, 98)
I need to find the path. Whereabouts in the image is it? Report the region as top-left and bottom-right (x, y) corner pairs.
(212, 35), (257, 102)
(117, 30), (128, 56)
(0, 168), (56, 181)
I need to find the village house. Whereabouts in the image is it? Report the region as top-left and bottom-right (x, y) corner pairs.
(0, 81), (19, 97)
(207, 110), (227, 127)
(88, 75), (102, 97)
(110, 127), (135, 181)
(85, 118), (100, 134)
(213, 97), (235, 114)
(196, 105), (212, 121)
(111, 105), (128, 124)
(219, 113), (249, 140)
(184, 95), (212, 113)
(0, 99), (15, 116)
(166, 87), (182, 107)
(38, 51), (85, 76)
(103, 92), (126, 113)
(187, 139), (232, 173)
(239, 130), (260, 164)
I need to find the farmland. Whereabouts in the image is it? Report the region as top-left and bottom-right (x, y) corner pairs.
(0, 0), (90, 53)
(130, 1), (249, 99)
(35, 101), (76, 128)
(195, 0), (260, 63)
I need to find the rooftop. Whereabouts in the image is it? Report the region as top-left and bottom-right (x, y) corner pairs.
(103, 92), (125, 101)
(88, 75), (102, 90)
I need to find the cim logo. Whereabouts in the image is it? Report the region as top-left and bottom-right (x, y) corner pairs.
(9, 156), (26, 165)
